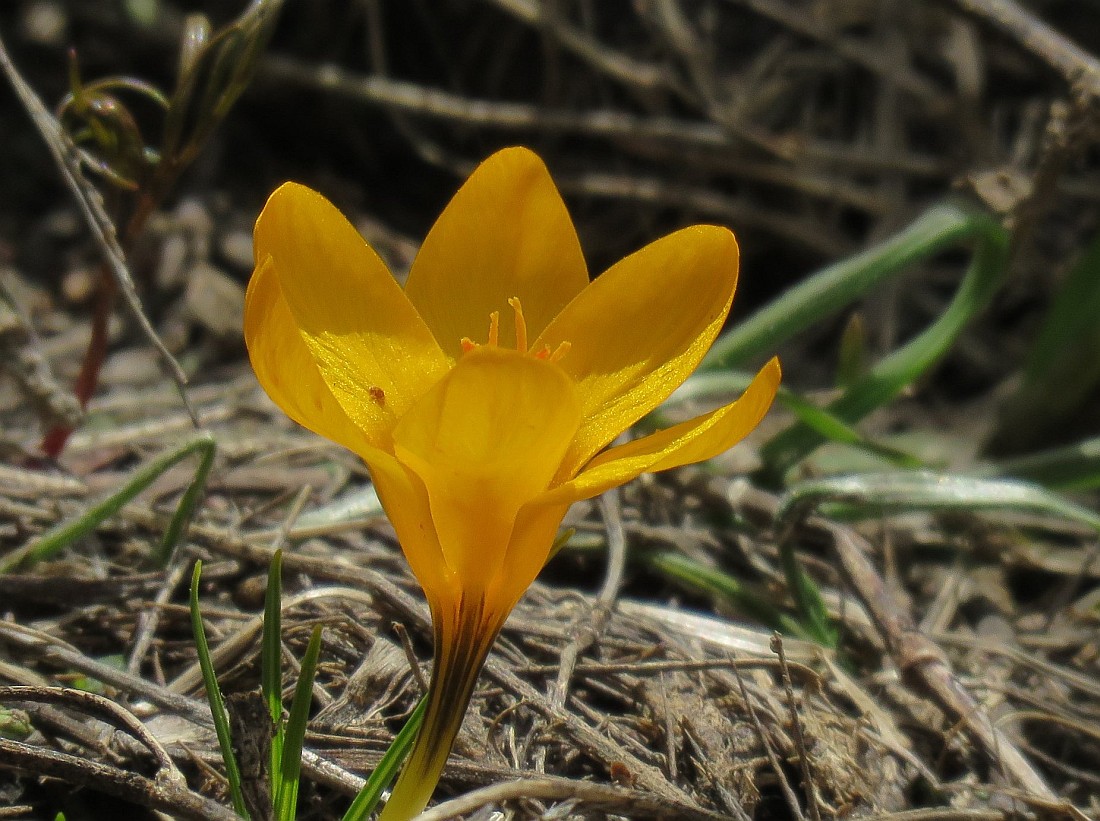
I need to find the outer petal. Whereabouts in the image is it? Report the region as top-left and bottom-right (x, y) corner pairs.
(404, 148), (589, 358)
(365, 452), (453, 605)
(495, 498), (572, 612)
(391, 348), (581, 594)
(245, 258), (453, 598)
(255, 182), (448, 447)
(544, 357), (780, 503)
(244, 258), (453, 598)
(244, 258), (375, 456)
(535, 226), (740, 478)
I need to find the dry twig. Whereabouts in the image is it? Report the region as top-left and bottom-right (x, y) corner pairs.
(0, 28), (196, 426)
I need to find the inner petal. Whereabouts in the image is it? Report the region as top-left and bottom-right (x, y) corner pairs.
(391, 347), (581, 592)
(403, 147), (589, 358)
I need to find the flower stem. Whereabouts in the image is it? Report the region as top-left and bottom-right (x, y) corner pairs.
(379, 598), (502, 821)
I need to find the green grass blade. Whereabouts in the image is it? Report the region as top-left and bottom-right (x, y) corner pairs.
(643, 550), (808, 639)
(2, 432), (216, 573)
(156, 432), (217, 567)
(776, 388), (922, 469)
(342, 694), (428, 821)
(836, 313), (866, 389)
(758, 205), (1009, 484)
(777, 471), (1100, 534)
(190, 560), (249, 819)
(702, 201), (998, 371)
(775, 538), (837, 647)
(771, 467), (1100, 649)
(275, 624), (323, 821)
(1019, 231), (1100, 388)
(663, 371), (922, 468)
(262, 550), (284, 814)
(991, 230), (1100, 454)
(995, 436), (1100, 491)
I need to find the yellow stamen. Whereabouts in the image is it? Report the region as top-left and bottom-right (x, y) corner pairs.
(460, 337), (477, 353)
(487, 311), (500, 347)
(507, 297), (527, 353)
(548, 340), (571, 363)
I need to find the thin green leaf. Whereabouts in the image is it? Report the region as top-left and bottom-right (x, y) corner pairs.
(643, 550), (808, 639)
(836, 313), (866, 388)
(702, 201), (1003, 371)
(2, 433), (215, 573)
(275, 624), (323, 821)
(996, 436), (1100, 491)
(776, 539), (837, 647)
(777, 471), (1100, 535)
(262, 550), (285, 814)
(991, 230), (1100, 454)
(757, 202), (1009, 484)
(156, 432), (217, 567)
(190, 561), (249, 819)
(662, 371), (921, 468)
(777, 389), (922, 469)
(342, 695), (428, 821)
(162, 0), (281, 164)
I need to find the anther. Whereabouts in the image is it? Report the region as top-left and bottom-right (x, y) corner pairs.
(507, 297), (528, 353)
(487, 311), (500, 347)
(548, 341), (571, 363)
(460, 337), (477, 353)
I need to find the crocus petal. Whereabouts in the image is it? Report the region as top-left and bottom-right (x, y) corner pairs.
(534, 226), (739, 479)
(391, 347), (581, 594)
(404, 148), (589, 357)
(255, 182), (448, 447)
(244, 258), (376, 456)
(244, 259), (453, 597)
(363, 451), (454, 604)
(545, 357), (781, 504)
(496, 498), (572, 611)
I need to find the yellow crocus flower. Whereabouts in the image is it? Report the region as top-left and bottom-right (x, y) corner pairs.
(244, 147), (780, 819)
